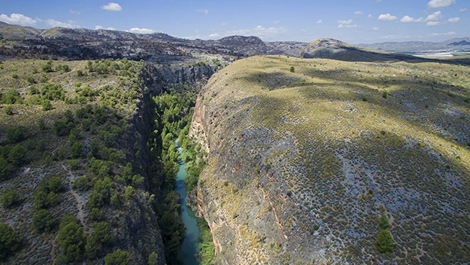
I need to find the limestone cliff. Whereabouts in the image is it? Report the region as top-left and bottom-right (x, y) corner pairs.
(190, 55), (470, 264)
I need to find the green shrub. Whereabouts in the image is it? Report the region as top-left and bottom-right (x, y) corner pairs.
(85, 222), (114, 259)
(148, 251), (159, 265)
(0, 157), (11, 181)
(41, 84), (64, 100)
(89, 208), (104, 221)
(34, 191), (49, 209)
(72, 176), (91, 192)
(8, 144), (27, 166)
(379, 214), (390, 230)
(71, 142), (84, 158)
(42, 100), (53, 111)
(53, 120), (70, 136)
(1, 190), (21, 209)
(38, 119), (46, 130)
(42, 60), (53, 72)
(26, 76), (36, 84)
(58, 217), (84, 262)
(48, 177), (64, 193)
(1, 89), (21, 104)
(33, 209), (55, 233)
(376, 230), (394, 253)
(105, 249), (129, 265)
(6, 126), (27, 144)
(290, 66), (295, 73)
(11, 73), (18, 79)
(29, 86), (39, 95)
(3, 106), (13, 115)
(0, 223), (19, 261)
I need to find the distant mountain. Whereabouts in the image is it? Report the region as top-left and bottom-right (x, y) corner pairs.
(357, 37), (470, 52)
(300, 38), (429, 62)
(0, 22), (302, 63)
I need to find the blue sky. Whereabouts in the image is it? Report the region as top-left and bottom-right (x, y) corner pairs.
(0, 0), (468, 43)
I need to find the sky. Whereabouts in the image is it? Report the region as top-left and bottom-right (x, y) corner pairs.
(0, 0), (468, 44)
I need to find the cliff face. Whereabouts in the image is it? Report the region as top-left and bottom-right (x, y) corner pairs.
(190, 56), (470, 264)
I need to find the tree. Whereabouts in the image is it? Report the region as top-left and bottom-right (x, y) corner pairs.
(376, 230), (394, 253)
(71, 142), (85, 158)
(6, 126), (27, 144)
(34, 191), (49, 209)
(104, 249), (129, 265)
(85, 222), (114, 259)
(379, 214), (390, 230)
(38, 119), (46, 130)
(58, 218), (84, 262)
(0, 223), (19, 261)
(148, 251), (159, 265)
(1, 190), (21, 208)
(0, 157), (11, 181)
(33, 209), (55, 233)
(53, 120), (70, 136)
(8, 144), (27, 166)
(48, 176), (64, 193)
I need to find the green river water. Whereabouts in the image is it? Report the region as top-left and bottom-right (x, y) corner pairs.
(175, 140), (200, 264)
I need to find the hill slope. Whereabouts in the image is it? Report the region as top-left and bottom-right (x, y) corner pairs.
(301, 38), (430, 62)
(190, 55), (470, 264)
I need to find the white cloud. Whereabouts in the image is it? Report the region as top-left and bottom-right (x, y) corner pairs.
(197, 9), (209, 15)
(460, 8), (467, 12)
(448, 17), (460, 22)
(373, 27), (379, 31)
(128, 27), (154, 34)
(378, 13), (398, 21)
(430, 31), (456, 36)
(338, 19), (358, 28)
(338, 19), (353, 25)
(102, 2), (122, 11)
(69, 9), (80, 15)
(427, 0), (455, 9)
(225, 25), (286, 39)
(354, 11), (363, 15)
(401, 15), (424, 23)
(208, 33), (219, 38)
(0, 13), (37, 26)
(316, 19), (322, 24)
(426, 21), (441, 26)
(95, 25), (115, 30)
(425, 11), (441, 22)
(338, 24), (358, 28)
(45, 19), (79, 28)
(368, 14), (374, 19)
(401, 16), (415, 22)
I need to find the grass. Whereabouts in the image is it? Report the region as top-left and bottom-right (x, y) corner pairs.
(194, 55), (470, 264)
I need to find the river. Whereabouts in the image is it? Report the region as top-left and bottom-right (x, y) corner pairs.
(174, 139), (200, 265)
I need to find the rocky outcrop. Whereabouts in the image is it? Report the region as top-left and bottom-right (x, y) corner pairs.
(0, 22), (309, 62)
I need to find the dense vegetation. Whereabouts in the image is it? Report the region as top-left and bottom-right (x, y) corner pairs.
(148, 91), (199, 264)
(0, 58), (168, 263)
(197, 218), (215, 264)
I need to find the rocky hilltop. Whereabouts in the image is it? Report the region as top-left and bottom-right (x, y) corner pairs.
(0, 22), (301, 63)
(190, 55), (470, 264)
